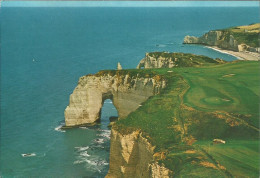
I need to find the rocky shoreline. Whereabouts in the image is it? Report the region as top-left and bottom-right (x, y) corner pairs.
(183, 23), (260, 61)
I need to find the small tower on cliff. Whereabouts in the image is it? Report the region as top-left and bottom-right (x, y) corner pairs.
(117, 62), (122, 70)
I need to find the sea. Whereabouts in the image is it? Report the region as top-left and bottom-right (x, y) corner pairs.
(1, 7), (259, 177)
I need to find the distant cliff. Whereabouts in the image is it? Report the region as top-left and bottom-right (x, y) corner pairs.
(183, 23), (260, 53)
(137, 52), (225, 69)
(64, 70), (166, 126)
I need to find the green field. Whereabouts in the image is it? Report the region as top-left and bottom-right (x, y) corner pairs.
(114, 60), (260, 177)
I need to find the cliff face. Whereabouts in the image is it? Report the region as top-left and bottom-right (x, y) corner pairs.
(106, 128), (173, 178)
(183, 23), (260, 53)
(183, 31), (239, 51)
(65, 70), (171, 177)
(137, 53), (176, 69)
(64, 72), (166, 126)
(137, 52), (224, 69)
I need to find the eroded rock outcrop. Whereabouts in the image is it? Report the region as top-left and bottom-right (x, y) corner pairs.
(184, 31), (239, 51)
(137, 52), (177, 69)
(106, 128), (173, 178)
(183, 23), (260, 53)
(117, 62), (122, 70)
(137, 52), (224, 69)
(64, 71), (166, 126)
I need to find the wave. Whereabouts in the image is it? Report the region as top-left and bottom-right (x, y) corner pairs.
(73, 160), (85, 165)
(96, 128), (111, 133)
(91, 145), (105, 149)
(74, 147), (91, 165)
(75, 146), (89, 152)
(94, 138), (105, 144)
(80, 151), (91, 157)
(79, 126), (89, 129)
(54, 125), (65, 133)
(73, 128), (110, 172)
(97, 133), (110, 139)
(21, 153), (36, 157)
(87, 159), (109, 166)
(77, 158), (109, 167)
(96, 129), (111, 139)
(74, 148), (109, 168)
(21, 152), (46, 158)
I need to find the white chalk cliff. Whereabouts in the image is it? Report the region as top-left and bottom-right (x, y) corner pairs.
(64, 71), (166, 126)
(106, 129), (173, 178)
(183, 30), (260, 53)
(137, 52), (224, 69)
(183, 31), (239, 51)
(137, 52), (177, 69)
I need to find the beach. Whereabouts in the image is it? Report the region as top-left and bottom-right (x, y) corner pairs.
(205, 46), (260, 61)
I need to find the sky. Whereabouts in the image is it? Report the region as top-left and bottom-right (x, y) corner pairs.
(1, 1), (259, 7)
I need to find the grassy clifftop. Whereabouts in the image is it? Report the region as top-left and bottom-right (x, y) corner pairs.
(149, 52), (225, 65)
(218, 23), (260, 48)
(138, 52), (226, 69)
(147, 52), (220, 62)
(184, 23), (260, 52)
(113, 60), (259, 177)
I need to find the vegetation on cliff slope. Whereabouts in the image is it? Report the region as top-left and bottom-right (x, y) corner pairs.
(184, 23), (260, 50)
(218, 23), (260, 47)
(147, 52), (226, 67)
(113, 60), (259, 177)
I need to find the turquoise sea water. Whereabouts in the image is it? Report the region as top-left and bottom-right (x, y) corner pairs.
(1, 7), (259, 177)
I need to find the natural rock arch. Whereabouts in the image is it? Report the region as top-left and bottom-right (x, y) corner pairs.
(65, 72), (166, 126)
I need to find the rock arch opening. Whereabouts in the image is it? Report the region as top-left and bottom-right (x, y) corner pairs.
(100, 98), (118, 125)
(65, 73), (166, 126)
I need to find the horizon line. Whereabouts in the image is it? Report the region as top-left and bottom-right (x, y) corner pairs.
(2, 1), (259, 7)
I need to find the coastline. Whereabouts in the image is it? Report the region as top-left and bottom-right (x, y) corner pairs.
(205, 46), (260, 61)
